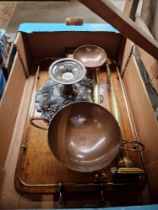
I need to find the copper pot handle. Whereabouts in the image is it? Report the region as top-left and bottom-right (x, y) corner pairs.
(30, 117), (49, 130)
(120, 140), (145, 152)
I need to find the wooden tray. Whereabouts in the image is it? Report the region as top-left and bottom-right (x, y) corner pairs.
(15, 60), (144, 193)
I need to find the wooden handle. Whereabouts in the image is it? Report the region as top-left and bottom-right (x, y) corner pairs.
(65, 17), (84, 26)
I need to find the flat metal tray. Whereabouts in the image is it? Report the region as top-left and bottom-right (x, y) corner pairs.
(15, 59), (145, 194)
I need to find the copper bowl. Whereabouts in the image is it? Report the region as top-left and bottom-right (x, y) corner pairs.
(48, 102), (121, 172)
(73, 45), (107, 68)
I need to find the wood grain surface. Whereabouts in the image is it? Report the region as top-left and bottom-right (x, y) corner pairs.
(14, 60), (144, 194)
(79, 0), (158, 60)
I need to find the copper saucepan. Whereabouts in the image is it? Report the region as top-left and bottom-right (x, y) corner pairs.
(48, 101), (121, 172)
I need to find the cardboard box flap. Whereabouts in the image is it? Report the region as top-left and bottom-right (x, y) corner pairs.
(15, 23), (122, 63)
(0, 52), (26, 167)
(14, 33), (34, 75)
(79, 0), (158, 60)
(18, 23), (119, 33)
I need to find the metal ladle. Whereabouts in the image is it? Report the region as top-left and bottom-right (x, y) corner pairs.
(73, 45), (107, 103)
(73, 45), (107, 69)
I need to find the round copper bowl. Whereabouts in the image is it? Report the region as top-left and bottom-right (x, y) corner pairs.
(48, 102), (121, 172)
(73, 45), (107, 68)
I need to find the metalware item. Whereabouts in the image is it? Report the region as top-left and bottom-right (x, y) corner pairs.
(73, 45), (107, 68)
(34, 58), (94, 122)
(106, 62), (145, 175)
(48, 101), (121, 172)
(34, 77), (94, 122)
(49, 58), (86, 85)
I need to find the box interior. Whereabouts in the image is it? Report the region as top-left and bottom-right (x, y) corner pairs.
(0, 25), (158, 208)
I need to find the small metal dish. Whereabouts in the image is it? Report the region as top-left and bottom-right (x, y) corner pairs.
(49, 58), (86, 85)
(73, 45), (107, 68)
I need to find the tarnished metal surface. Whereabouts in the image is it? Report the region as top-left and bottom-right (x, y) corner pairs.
(35, 77), (94, 121)
(35, 58), (94, 121)
(49, 58), (86, 85)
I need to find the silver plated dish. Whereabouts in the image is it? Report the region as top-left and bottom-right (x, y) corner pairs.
(49, 58), (86, 85)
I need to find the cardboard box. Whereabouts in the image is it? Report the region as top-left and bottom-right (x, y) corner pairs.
(0, 23), (158, 208)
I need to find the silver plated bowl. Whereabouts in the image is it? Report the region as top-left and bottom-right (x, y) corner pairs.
(49, 58), (86, 85)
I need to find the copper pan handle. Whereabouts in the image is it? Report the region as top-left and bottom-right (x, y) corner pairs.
(29, 66), (49, 130)
(120, 140), (145, 152)
(30, 117), (49, 130)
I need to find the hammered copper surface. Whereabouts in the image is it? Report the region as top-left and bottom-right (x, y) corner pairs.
(73, 45), (107, 68)
(48, 102), (121, 172)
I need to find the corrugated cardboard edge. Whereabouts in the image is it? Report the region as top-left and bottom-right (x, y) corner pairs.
(123, 55), (158, 198)
(18, 23), (119, 33)
(0, 75), (35, 208)
(14, 33), (33, 76)
(0, 53), (26, 167)
(0, 167), (5, 198)
(119, 38), (134, 72)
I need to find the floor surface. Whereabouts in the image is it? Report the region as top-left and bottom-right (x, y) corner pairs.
(0, 1), (17, 30)
(1, 0), (126, 33)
